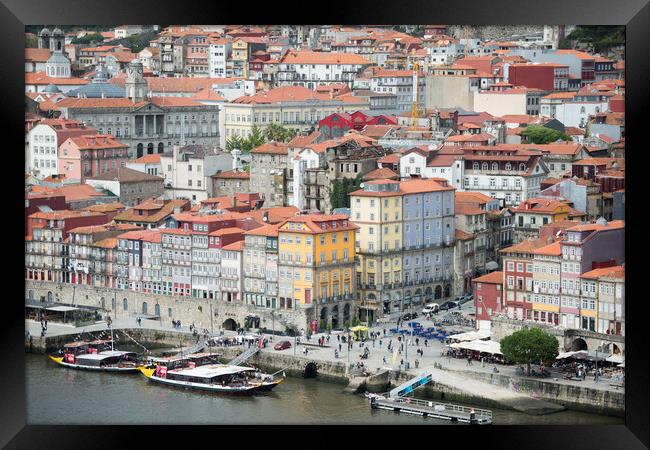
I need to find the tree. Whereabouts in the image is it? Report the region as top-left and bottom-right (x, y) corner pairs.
(72, 32), (104, 45)
(265, 123), (298, 142)
(245, 125), (265, 152)
(226, 135), (244, 152)
(521, 125), (570, 144)
(25, 35), (38, 48)
(561, 26), (625, 54)
(500, 327), (559, 376)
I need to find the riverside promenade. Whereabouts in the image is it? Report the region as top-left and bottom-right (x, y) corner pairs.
(25, 301), (624, 416)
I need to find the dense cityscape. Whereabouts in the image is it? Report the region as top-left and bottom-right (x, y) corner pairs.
(24, 24), (625, 424)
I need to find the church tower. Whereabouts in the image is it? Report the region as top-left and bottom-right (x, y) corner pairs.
(125, 59), (148, 102)
(45, 27), (71, 78)
(49, 27), (65, 53)
(37, 27), (51, 49)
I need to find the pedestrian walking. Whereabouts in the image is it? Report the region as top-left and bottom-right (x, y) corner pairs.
(383, 356), (387, 365)
(383, 328), (386, 337)
(337, 335), (340, 342)
(467, 356), (472, 366)
(415, 338), (419, 346)
(44, 320), (48, 330)
(379, 340), (382, 348)
(339, 343), (342, 352)
(415, 359), (419, 369)
(424, 339), (428, 347)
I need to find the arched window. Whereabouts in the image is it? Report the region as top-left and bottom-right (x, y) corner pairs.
(505, 162), (512, 171)
(158, 142), (164, 153)
(147, 143), (154, 154)
(142, 301), (148, 315)
(492, 162), (498, 171)
(123, 298), (128, 311)
(155, 303), (161, 317)
(482, 162), (489, 171)
(136, 143), (144, 158)
(519, 163), (526, 171)
(472, 162), (479, 170)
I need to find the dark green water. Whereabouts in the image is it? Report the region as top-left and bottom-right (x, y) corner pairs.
(26, 355), (623, 425)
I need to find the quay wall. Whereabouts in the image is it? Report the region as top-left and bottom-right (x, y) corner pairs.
(26, 280), (310, 334)
(448, 368), (625, 417)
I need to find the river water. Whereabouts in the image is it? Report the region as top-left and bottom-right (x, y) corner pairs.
(26, 355), (623, 425)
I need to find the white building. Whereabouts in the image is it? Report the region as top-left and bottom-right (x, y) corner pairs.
(220, 241), (243, 303)
(160, 144), (233, 204)
(208, 38), (233, 78)
(276, 50), (372, 88)
(369, 69), (426, 112)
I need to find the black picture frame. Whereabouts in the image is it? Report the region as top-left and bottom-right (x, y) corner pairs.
(1, 0), (648, 447)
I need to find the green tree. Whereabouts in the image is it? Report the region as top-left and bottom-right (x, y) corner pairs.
(226, 135), (244, 152)
(72, 32), (104, 45)
(329, 179), (344, 209)
(561, 26), (625, 54)
(265, 123), (298, 142)
(25, 34), (38, 48)
(245, 125), (266, 151)
(500, 327), (559, 376)
(521, 125), (570, 144)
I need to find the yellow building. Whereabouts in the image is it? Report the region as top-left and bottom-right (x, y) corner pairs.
(531, 240), (562, 325)
(278, 213), (358, 330)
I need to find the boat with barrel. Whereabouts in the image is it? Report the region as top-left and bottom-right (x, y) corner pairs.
(48, 327), (143, 373)
(138, 361), (285, 394)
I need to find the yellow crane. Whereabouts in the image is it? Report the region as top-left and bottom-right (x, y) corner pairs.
(411, 62), (420, 130)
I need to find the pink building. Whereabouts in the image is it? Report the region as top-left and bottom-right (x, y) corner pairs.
(58, 134), (130, 182)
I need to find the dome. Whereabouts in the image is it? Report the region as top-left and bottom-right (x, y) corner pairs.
(43, 84), (62, 94)
(52, 27), (64, 36)
(38, 27), (51, 37)
(47, 52), (70, 64)
(93, 65), (110, 82)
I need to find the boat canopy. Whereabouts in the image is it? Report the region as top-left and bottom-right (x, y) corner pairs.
(169, 364), (255, 379)
(75, 350), (136, 361)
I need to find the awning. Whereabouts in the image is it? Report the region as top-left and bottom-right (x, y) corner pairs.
(617, 362), (625, 368)
(349, 326), (369, 332)
(556, 350), (586, 360)
(606, 354), (624, 364)
(449, 339), (502, 355)
(46, 306), (80, 312)
(448, 329), (491, 342)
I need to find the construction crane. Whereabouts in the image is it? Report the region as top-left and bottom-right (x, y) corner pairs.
(411, 62), (420, 130)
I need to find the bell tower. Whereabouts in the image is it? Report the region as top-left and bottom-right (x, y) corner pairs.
(125, 59), (148, 102)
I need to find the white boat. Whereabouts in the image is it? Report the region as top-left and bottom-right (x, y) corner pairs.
(49, 349), (141, 372)
(138, 363), (283, 394)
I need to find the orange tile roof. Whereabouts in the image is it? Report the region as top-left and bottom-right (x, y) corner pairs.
(93, 237), (118, 249)
(455, 204), (485, 216)
(133, 154), (162, 164)
(211, 170), (250, 179)
(70, 223), (140, 235)
(288, 131), (322, 148)
(25, 72), (89, 86)
(473, 271), (503, 284)
(280, 50), (371, 66)
(566, 220), (624, 233)
(581, 265), (624, 280)
(30, 183), (110, 203)
(81, 202), (125, 213)
(222, 240), (245, 251)
(251, 141), (289, 155)
(455, 229), (473, 240)
(501, 237), (549, 254)
(280, 214), (358, 234)
(533, 240), (562, 256)
(67, 134), (128, 150)
(363, 167), (398, 181)
(244, 223), (279, 237)
(25, 48), (52, 62)
(208, 227), (245, 237)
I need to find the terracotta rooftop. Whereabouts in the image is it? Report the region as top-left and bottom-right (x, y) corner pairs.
(473, 271), (503, 284)
(87, 167), (163, 183)
(581, 265), (625, 280)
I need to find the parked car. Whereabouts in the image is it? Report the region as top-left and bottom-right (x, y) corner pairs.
(274, 340), (292, 351)
(462, 294), (474, 304)
(401, 312), (418, 321)
(422, 303), (440, 315)
(439, 301), (459, 311)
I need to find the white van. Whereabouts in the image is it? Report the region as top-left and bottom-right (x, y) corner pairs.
(422, 303), (440, 315)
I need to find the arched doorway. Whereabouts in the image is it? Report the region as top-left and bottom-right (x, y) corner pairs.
(320, 307), (328, 329)
(570, 338), (588, 351)
(424, 287), (433, 302)
(304, 362), (318, 378)
(444, 284), (452, 298)
(158, 142), (164, 153)
(101, 297), (105, 310)
(154, 303), (160, 317)
(147, 143), (154, 155)
(404, 291), (412, 310)
(414, 288), (423, 305)
(112, 297), (116, 312)
(142, 301), (148, 315)
(28, 290), (34, 301)
(434, 285), (442, 300)
(382, 294), (391, 314)
(137, 143), (144, 158)
(222, 318), (237, 331)
(123, 298), (128, 311)
(47, 291), (53, 302)
(331, 305), (339, 329)
(393, 293), (401, 313)
(343, 303), (350, 325)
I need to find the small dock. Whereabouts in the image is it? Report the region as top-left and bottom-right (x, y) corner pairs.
(370, 395), (493, 424)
